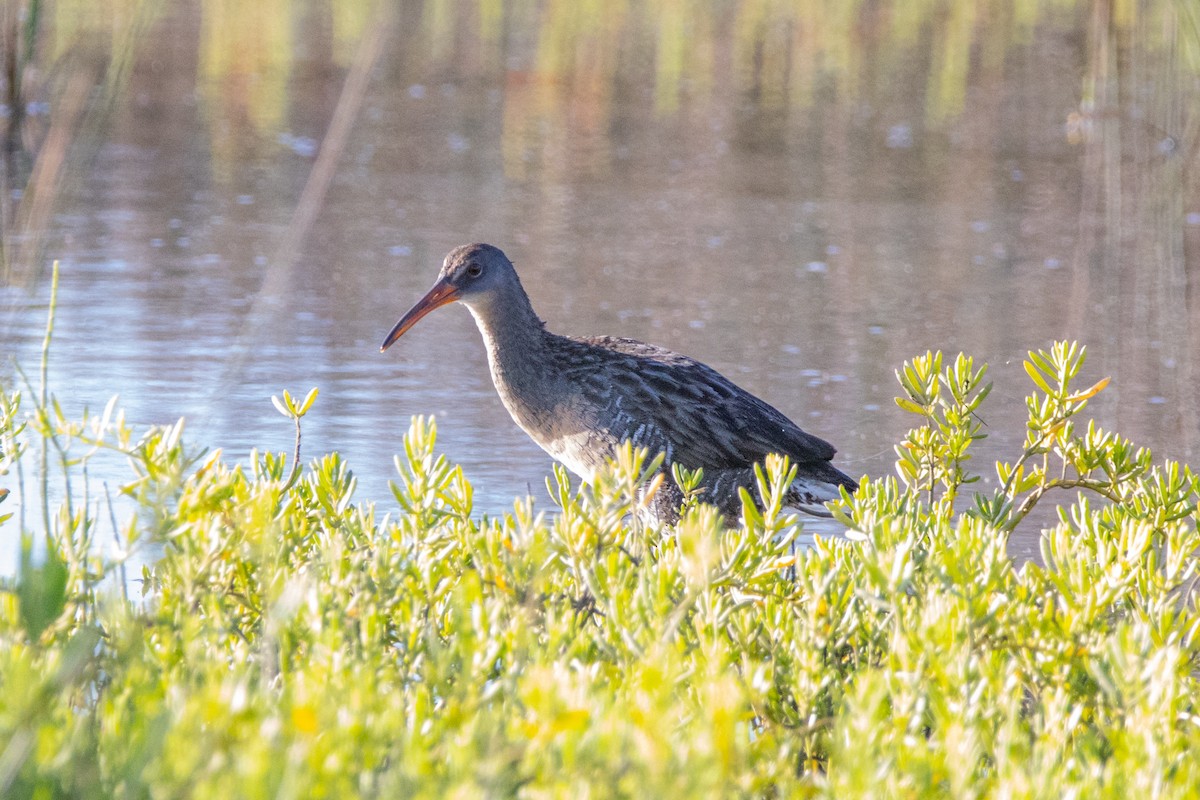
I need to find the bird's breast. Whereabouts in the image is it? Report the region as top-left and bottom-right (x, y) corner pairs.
(484, 344), (677, 481)
(539, 430), (613, 481)
(493, 380), (623, 481)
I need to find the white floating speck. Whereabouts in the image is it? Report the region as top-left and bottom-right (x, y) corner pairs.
(408, 84), (426, 99)
(886, 124), (913, 149)
(806, 261), (827, 273)
(290, 137), (317, 157)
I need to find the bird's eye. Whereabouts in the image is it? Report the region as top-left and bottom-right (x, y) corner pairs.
(467, 263), (483, 278)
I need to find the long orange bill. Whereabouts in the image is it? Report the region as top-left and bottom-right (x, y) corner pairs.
(380, 279), (461, 352)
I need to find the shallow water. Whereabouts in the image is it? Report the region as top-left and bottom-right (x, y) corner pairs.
(3, 0), (1199, 563)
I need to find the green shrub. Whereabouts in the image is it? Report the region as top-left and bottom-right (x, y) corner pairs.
(1, 326), (1197, 797)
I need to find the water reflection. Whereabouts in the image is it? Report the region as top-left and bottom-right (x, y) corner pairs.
(2, 0), (1198, 562)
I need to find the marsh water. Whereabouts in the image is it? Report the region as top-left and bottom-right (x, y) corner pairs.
(3, 0), (1200, 561)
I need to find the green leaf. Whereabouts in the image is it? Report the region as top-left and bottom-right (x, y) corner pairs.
(297, 387), (320, 415)
(18, 535), (69, 641)
(1023, 359), (1053, 395)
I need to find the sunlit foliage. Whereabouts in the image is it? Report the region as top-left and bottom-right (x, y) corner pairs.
(1, 334), (1197, 797)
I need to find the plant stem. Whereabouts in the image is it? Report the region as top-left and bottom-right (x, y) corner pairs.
(38, 260), (58, 536)
(280, 413), (302, 494)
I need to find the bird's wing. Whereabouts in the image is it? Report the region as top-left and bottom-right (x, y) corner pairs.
(564, 336), (837, 470)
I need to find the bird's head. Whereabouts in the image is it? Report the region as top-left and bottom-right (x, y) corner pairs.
(380, 243), (515, 352)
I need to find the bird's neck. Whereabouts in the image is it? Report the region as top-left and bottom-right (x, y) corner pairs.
(464, 283), (553, 392)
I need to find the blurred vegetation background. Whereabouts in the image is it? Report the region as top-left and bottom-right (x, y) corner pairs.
(7, 0), (1198, 283)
